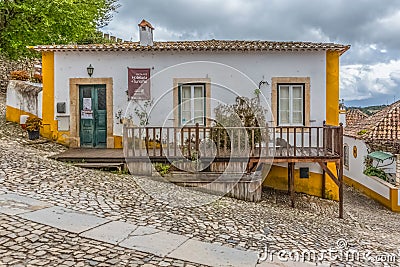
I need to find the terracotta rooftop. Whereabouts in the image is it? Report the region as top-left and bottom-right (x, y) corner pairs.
(345, 101), (400, 141)
(345, 109), (368, 127)
(138, 19), (154, 29)
(29, 40), (350, 54)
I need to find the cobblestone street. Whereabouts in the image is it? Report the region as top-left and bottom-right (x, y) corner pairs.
(1, 92), (400, 266)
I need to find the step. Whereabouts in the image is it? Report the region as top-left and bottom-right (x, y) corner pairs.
(73, 162), (125, 171)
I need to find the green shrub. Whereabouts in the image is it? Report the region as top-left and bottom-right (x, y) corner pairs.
(363, 166), (387, 181)
(154, 163), (171, 177)
(357, 129), (368, 135)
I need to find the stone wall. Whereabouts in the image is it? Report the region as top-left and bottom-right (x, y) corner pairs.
(0, 55), (40, 94)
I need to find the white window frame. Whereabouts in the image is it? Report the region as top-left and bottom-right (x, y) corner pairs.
(179, 84), (206, 126)
(278, 84), (305, 126)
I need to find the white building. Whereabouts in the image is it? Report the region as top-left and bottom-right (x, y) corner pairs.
(15, 20), (351, 203)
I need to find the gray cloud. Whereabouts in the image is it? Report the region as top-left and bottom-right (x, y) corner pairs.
(104, 0), (400, 106)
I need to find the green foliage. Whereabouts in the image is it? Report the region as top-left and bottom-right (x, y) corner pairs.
(0, 0), (120, 59)
(357, 129), (368, 135)
(363, 166), (387, 181)
(324, 189), (334, 200)
(154, 163), (171, 177)
(348, 105), (387, 116)
(111, 169), (129, 175)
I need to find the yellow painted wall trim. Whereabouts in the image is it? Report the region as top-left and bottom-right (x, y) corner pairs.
(263, 165), (339, 200)
(326, 51), (340, 126)
(41, 52), (57, 140)
(114, 136), (123, 148)
(344, 176), (400, 212)
(6, 106), (37, 123)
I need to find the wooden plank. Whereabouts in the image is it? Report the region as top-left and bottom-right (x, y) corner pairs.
(293, 127), (297, 157)
(166, 127), (170, 157)
(132, 128), (136, 157)
(317, 162), (339, 186)
(174, 128), (177, 157)
(237, 128), (241, 154)
(180, 128), (184, 157)
(272, 127), (276, 157)
(217, 128), (220, 157)
(153, 128), (156, 157)
(286, 127), (289, 157)
(139, 128), (143, 156)
(338, 124), (344, 219)
(145, 127), (149, 155)
(224, 130), (227, 156)
(322, 163), (326, 199)
(251, 129), (255, 156)
(195, 123), (199, 152)
(338, 161), (344, 219)
(159, 127), (163, 156)
(288, 162), (295, 208)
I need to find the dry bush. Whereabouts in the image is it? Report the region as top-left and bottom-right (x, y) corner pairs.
(10, 70), (29, 81)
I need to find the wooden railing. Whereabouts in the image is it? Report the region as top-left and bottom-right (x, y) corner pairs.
(123, 123), (343, 160)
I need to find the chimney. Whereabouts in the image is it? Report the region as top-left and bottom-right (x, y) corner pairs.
(138, 19), (154, 46)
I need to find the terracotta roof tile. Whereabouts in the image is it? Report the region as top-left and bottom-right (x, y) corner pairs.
(138, 19), (154, 29)
(345, 109), (368, 127)
(345, 101), (400, 142)
(29, 40), (350, 54)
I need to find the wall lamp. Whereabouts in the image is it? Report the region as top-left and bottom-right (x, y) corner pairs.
(87, 64), (94, 77)
(258, 80), (269, 89)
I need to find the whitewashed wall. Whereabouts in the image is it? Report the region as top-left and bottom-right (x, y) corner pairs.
(6, 80), (42, 118)
(53, 50), (327, 136)
(343, 135), (392, 199)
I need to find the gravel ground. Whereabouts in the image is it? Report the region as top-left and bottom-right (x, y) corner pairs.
(1, 92), (400, 266)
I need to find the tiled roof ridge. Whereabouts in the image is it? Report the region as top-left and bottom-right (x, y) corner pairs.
(347, 108), (368, 117)
(28, 40), (350, 54)
(345, 108), (369, 127)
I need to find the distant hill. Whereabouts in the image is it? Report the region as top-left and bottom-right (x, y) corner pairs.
(347, 105), (387, 116)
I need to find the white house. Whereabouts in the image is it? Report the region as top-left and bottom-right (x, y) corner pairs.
(22, 20), (350, 203)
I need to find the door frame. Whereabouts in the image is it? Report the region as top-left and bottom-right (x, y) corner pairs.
(69, 78), (114, 148)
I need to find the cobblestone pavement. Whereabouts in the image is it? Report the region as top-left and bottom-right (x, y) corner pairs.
(1, 93), (400, 266)
(0, 212), (206, 267)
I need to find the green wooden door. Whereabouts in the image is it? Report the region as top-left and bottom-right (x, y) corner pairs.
(79, 85), (107, 148)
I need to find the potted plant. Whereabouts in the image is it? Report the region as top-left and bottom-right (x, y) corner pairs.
(25, 117), (42, 140)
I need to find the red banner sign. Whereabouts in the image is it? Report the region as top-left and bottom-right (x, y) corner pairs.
(128, 68), (150, 99)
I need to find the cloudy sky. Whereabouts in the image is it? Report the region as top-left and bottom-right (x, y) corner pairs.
(103, 0), (400, 107)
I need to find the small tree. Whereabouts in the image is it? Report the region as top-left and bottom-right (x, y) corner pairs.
(133, 99), (154, 126)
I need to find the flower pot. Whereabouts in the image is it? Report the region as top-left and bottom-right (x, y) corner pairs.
(28, 130), (40, 140)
